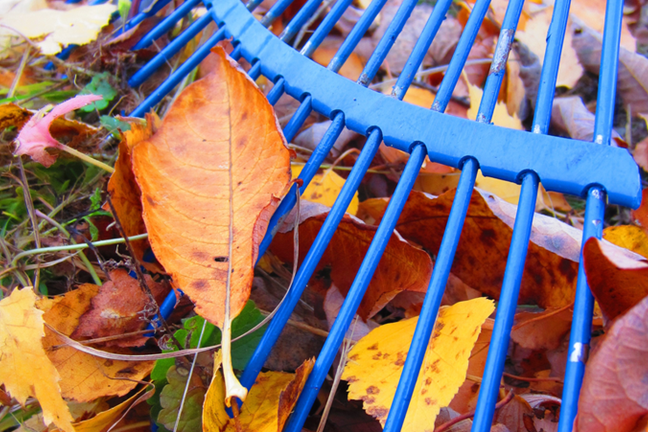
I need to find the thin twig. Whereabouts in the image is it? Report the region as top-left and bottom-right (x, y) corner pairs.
(502, 372), (563, 384)
(8, 46), (30, 98)
(17, 157), (41, 288)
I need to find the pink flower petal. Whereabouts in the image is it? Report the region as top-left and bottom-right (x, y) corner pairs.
(14, 94), (103, 167)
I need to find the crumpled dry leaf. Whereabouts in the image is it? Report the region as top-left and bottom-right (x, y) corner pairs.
(106, 114), (161, 271)
(203, 359), (315, 432)
(511, 304), (573, 350)
(292, 119), (359, 159)
(0, 4), (117, 55)
(583, 237), (648, 322)
(71, 268), (170, 348)
(572, 20), (648, 116)
(312, 39), (365, 81)
(631, 189), (648, 230)
(73, 386), (151, 432)
(14, 95), (102, 167)
(270, 200), (433, 319)
(1, 102), (97, 138)
(342, 298), (494, 428)
(39, 284), (155, 402)
(551, 96), (621, 142)
(575, 295), (648, 432)
(0, 287), (74, 432)
(132, 46), (291, 329)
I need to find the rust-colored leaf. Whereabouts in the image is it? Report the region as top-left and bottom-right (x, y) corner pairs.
(361, 189), (582, 309)
(106, 114), (161, 270)
(269, 201), (433, 319)
(511, 304), (573, 350)
(631, 189), (648, 232)
(583, 237), (648, 322)
(38, 284), (154, 402)
(575, 295), (648, 432)
(132, 46), (291, 327)
(71, 268), (170, 347)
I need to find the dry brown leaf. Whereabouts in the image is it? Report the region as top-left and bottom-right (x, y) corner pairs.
(269, 200), (432, 319)
(39, 284), (154, 402)
(0, 287), (74, 432)
(71, 268), (170, 347)
(511, 304), (573, 350)
(632, 189), (648, 230)
(106, 114), (161, 271)
(551, 96), (621, 142)
(573, 21), (648, 116)
(569, 0), (636, 51)
(583, 237), (648, 322)
(312, 44), (365, 81)
(132, 46), (291, 329)
(575, 295), (648, 432)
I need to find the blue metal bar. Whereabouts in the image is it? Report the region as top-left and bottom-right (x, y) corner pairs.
(124, 0), (173, 32)
(532, 0), (571, 133)
(301, 0), (354, 57)
(558, 0), (624, 428)
(471, 172), (539, 432)
(280, 0), (324, 43)
(130, 29), (224, 117)
(382, 157), (478, 432)
(241, 128), (382, 389)
(284, 143), (427, 432)
(328, 0), (389, 73)
(246, 0), (264, 12)
(432, 0), (491, 112)
(129, 14), (215, 87)
(266, 78), (286, 104)
(262, 0), (300, 27)
(283, 96), (314, 142)
(476, 0), (524, 122)
(557, 188), (605, 432)
(358, 0), (418, 86)
(391, 0), (453, 99)
(132, 0), (203, 50)
(146, 289), (184, 335)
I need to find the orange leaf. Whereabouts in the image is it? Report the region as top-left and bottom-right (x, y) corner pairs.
(583, 237), (648, 322)
(575, 295), (648, 432)
(270, 201), (432, 319)
(132, 46), (291, 328)
(38, 284), (154, 402)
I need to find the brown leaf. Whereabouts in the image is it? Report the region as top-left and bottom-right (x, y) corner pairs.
(71, 268), (170, 347)
(0, 102), (96, 142)
(551, 96), (621, 142)
(269, 200), (433, 319)
(575, 295), (648, 432)
(38, 284), (154, 402)
(631, 189), (648, 230)
(583, 237), (648, 322)
(511, 304), (573, 350)
(573, 21), (648, 116)
(106, 114), (161, 271)
(132, 46), (291, 327)
(362, 189), (583, 309)
(493, 395), (534, 432)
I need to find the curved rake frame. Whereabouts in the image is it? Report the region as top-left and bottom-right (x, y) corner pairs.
(124, 0), (641, 430)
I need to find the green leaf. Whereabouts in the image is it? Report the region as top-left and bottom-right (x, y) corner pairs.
(100, 115), (131, 136)
(80, 73), (117, 112)
(157, 366), (205, 432)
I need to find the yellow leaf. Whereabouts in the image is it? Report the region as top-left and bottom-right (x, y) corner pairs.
(342, 298), (495, 429)
(467, 83), (522, 130)
(0, 287), (74, 432)
(603, 225), (648, 260)
(291, 164), (359, 215)
(0, 5), (117, 55)
(203, 359), (314, 432)
(73, 386), (150, 432)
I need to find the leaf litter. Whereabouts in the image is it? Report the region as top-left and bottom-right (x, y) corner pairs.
(1, 0), (648, 431)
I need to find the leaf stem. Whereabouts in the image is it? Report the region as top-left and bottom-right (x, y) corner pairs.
(59, 145), (114, 173)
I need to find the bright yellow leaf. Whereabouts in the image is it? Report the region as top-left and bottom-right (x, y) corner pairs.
(467, 84), (522, 130)
(603, 225), (648, 260)
(342, 298), (495, 429)
(292, 164), (359, 215)
(203, 359), (314, 432)
(0, 287), (74, 432)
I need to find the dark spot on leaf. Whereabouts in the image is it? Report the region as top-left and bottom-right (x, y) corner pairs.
(559, 258), (577, 280)
(368, 343), (379, 350)
(145, 195), (156, 207)
(367, 386), (380, 395)
(104, 360), (113, 367)
(421, 388), (428, 395)
(425, 398), (432, 405)
(480, 228), (496, 247)
(214, 256), (228, 262)
(382, 353), (390, 359)
(191, 280), (207, 290)
(117, 367), (135, 375)
(349, 354), (359, 361)
(346, 375), (358, 383)
(361, 396), (375, 404)
(370, 407), (388, 418)
(425, 378), (432, 386)
(372, 352), (382, 360)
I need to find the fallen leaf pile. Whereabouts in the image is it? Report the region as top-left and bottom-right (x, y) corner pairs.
(2, 0), (648, 430)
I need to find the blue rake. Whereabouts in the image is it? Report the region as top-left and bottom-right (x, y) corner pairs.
(124, 0), (642, 430)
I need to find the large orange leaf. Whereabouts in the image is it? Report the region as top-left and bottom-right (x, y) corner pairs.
(270, 201), (433, 319)
(132, 47), (291, 327)
(132, 46), (291, 402)
(575, 295), (648, 432)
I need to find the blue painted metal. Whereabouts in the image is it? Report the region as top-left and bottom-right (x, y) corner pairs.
(123, 0), (173, 32)
(285, 143), (428, 432)
(132, 0), (204, 51)
(121, 0), (644, 429)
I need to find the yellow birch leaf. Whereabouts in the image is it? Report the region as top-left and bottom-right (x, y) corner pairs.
(72, 386), (150, 432)
(291, 164), (359, 215)
(342, 298), (495, 429)
(602, 225), (648, 260)
(0, 287), (74, 432)
(203, 359), (314, 432)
